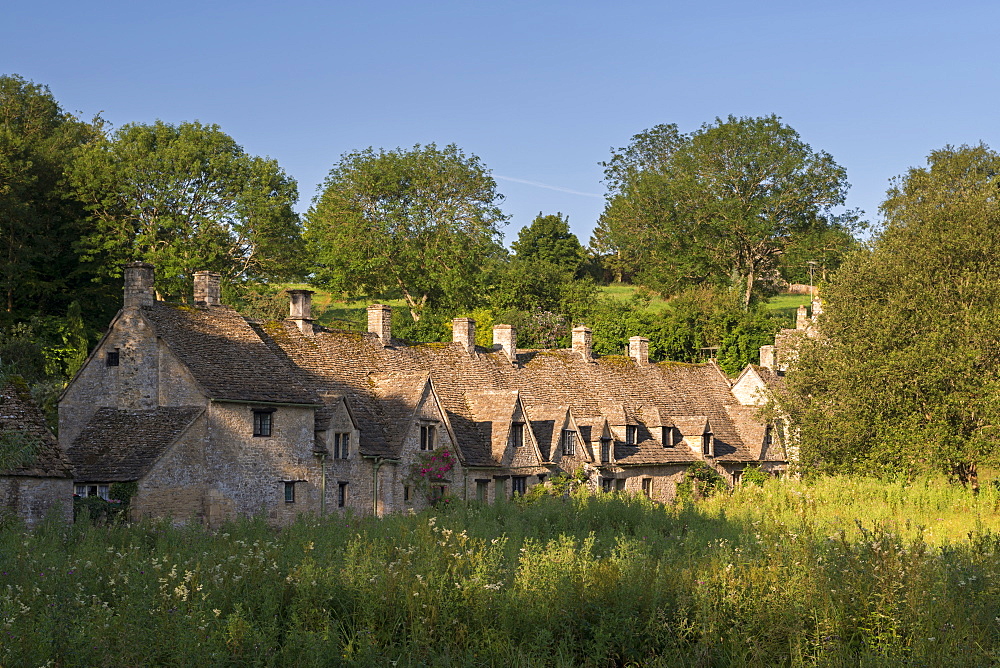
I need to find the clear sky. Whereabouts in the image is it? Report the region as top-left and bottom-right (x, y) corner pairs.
(4, 1), (998, 245)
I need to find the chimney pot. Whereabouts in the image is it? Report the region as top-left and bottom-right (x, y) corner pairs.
(628, 336), (649, 365)
(123, 261), (155, 308)
(452, 317), (475, 355)
(572, 326), (593, 362)
(367, 304), (392, 346)
(193, 271), (221, 307)
(492, 324), (517, 364)
(287, 289), (314, 336)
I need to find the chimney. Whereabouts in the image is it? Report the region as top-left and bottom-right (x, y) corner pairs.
(452, 317), (475, 355)
(367, 304), (392, 346)
(193, 271), (221, 307)
(123, 261), (155, 308)
(493, 324), (517, 364)
(572, 326), (593, 362)
(628, 336), (649, 366)
(811, 294), (823, 319)
(759, 345), (776, 369)
(795, 305), (809, 330)
(287, 289), (314, 336)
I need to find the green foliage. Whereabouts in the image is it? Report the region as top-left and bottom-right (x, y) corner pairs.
(306, 143), (507, 320)
(595, 116), (860, 307)
(740, 465), (770, 487)
(784, 144), (1000, 484)
(510, 212), (585, 274)
(407, 447), (456, 505)
(70, 120), (303, 301)
(676, 461), (728, 502)
(5, 478), (1000, 665)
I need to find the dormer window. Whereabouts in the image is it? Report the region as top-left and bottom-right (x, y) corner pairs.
(626, 425), (638, 445)
(702, 432), (714, 456)
(763, 425), (773, 448)
(600, 437), (612, 463)
(510, 422), (524, 448)
(333, 432), (350, 459)
(420, 424), (436, 451)
(661, 426), (674, 447)
(561, 429), (576, 456)
(253, 409), (275, 437)
(106, 350), (119, 367)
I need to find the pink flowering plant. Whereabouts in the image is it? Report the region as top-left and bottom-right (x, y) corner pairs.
(408, 447), (456, 505)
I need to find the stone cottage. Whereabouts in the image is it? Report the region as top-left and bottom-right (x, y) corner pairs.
(0, 381), (74, 526)
(60, 263), (783, 525)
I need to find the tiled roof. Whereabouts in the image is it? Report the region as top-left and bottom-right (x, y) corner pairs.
(0, 382), (73, 478)
(466, 390), (519, 465)
(141, 303), (317, 405)
(68, 407), (202, 482)
(614, 438), (699, 466)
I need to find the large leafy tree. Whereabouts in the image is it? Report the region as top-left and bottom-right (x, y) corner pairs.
(0, 75), (100, 320)
(510, 212), (585, 274)
(69, 120), (303, 300)
(595, 116), (857, 307)
(783, 144), (1000, 486)
(305, 143), (507, 320)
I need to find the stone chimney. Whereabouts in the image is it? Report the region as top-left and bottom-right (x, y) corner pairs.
(795, 305), (809, 330)
(628, 336), (649, 366)
(452, 317), (475, 355)
(572, 326), (593, 362)
(367, 304), (392, 346)
(193, 271), (221, 307)
(123, 261), (155, 308)
(811, 294), (823, 319)
(759, 344), (776, 370)
(493, 324), (517, 364)
(287, 289), (314, 336)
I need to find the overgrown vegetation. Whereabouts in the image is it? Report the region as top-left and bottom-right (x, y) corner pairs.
(4, 476), (1000, 666)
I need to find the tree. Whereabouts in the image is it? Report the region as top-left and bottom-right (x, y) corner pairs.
(0, 75), (100, 320)
(305, 143), (507, 320)
(69, 120), (303, 300)
(595, 116), (857, 307)
(511, 212), (585, 274)
(782, 144), (1000, 486)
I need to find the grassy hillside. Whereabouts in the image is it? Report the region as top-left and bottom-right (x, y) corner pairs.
(4, 476), (999, 665)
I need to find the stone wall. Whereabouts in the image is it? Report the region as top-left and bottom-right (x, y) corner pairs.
(0, 477), (73, 527)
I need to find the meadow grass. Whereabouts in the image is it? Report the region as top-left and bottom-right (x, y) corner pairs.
(5, 477), (998, 666)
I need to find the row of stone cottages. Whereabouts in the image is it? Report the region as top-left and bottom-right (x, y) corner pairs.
(1, 263), (787, 526)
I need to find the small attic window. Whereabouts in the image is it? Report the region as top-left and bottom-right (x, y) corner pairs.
(420, 424), (436, 451)
(702, 432), (714, 456)
(662, 426), (674, 447)
(561, 430), (576, 456)
(106, 350), (119, 367)
(510, 422), (524, 448)
(626, 425), (638, 445)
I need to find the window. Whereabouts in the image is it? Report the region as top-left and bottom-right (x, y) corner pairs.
(476, 479), (489, 502)
(662, 426), (674, 447)
(106, 350), (119, 367)
(536, 473), (546, 484)
(430, 485), (446, 504)
(732, 470), (743, 486)
(338, 481), (349, 508)
(601, 478), (614, 493)
(600, 438), (612, 463)
(253, 410), (274, 437)
(615, 479), (626, 492)
(75, 484), (110, 500)
(763, 425), (773, 448)
(420, 424), (436, 451)
(333, 432), (350, 459)
(404, 485), (411, 503)
(511, 476), (527, 496)
(561, 429), (576, 456)
(284, 481), (296, 503)
(626, 424), (638, 445)
(641, 478), (652, 498)
(510, 422), (524, 448)
(702, 432), (714, 456)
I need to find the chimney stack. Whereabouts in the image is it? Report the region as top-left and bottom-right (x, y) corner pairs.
(795, 305), (809, 330)
(287, 289), (315, 336)
(452, 317), (475, 355)
(572, 326), (593, 362)
(493, 324), (517, 364)
(367, 304), (392, 347)
(628, 336), (649, 366)
(759, 345), (776, 370)
(123, 261), (155, 308)
(193, 271), (221, 307)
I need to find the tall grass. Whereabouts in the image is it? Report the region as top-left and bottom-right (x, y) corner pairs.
(3, 476), (1000, 666)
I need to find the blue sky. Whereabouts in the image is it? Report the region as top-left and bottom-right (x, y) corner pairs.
(5, 1), (998, 246)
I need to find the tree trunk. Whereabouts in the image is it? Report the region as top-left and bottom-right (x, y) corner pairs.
(743, 270), (754, 311)
(953, 461), (979, 493)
